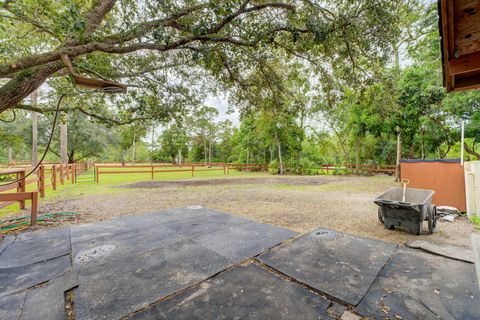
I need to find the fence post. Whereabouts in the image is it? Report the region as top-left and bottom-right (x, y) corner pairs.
(39, 165), (45, 197)
(71, 163), (75, 185)
(192, 165), (195, 177)
(151, 165), (154, 179)
(17, 170), (26, 209)
(52, 165), (57, 190)
(59, 165), (64, 185)
(30, 191), (38, 226)
(96, 166), (100, 183)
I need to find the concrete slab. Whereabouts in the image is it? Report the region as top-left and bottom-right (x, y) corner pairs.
(356, 248), (480, 319)
(406, 239), (474, 263)
(20, 272), (78, 320)
(0, 227), (71, 268)
(258, 228), (397, 305)
(0, 255), (71, 297)
(130, 263), (335, 320)
(472, 233), (480, 291)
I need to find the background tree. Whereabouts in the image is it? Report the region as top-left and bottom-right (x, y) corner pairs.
(118, 125), (147, 165)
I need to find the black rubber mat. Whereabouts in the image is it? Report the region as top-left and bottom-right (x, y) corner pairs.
(356, 248), (480, 319)
(73, 241), (232, 320)
(20, 272), (78, 320)
(195, 220), (296, 261)
(0, 291), (26, 320)
(72, 208), (296, 319)
(130, 263), (335, 320)
(258, 228), (397, 305)
(0, 255), (71, 296)
(71, 223), (184, 267)
(0, 227), (71, 268)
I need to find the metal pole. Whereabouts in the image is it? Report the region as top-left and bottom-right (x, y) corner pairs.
(461, 120), (465, 166)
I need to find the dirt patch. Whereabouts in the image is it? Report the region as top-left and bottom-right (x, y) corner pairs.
(121, 176), (332, 188)
(33, 175), (477, 247)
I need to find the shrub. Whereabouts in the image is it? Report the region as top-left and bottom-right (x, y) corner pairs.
(268, 160), (279, 174)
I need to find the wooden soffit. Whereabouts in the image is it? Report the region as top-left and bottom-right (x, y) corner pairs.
(439, 0), (480, 92)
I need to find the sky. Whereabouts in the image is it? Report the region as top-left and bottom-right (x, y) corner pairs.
(204, 95), (240, 126)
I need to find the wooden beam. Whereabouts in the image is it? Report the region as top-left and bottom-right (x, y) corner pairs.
(0, 192), (35, 201)
(452, 73), (480, 91)
(0, 168), (26, 175)
(449, 51), (480, 75)
(440, 0), (453, 91)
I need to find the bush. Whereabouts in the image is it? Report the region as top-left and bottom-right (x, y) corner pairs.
(287, 158), (321, 175)
(268, 160), (279, 174)
(0, 173), (15, 182)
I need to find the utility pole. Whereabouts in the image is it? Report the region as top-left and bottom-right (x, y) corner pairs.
(461, 112), (471, 166)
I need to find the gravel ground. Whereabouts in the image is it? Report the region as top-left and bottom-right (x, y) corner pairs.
(33, 175), (477, 247)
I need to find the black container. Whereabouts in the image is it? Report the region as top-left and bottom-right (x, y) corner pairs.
(375, 187), (437, 235)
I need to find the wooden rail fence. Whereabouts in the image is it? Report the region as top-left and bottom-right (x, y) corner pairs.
(0, 162), (92, 226)
(344, 164), (396, 174)
(94, 163), (268, 183)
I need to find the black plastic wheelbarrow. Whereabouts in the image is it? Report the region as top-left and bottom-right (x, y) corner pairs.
(374, 187), (437, 235)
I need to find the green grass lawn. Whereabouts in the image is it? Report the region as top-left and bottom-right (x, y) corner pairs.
(0, 167), (267, 218)
(470, 215), (480, 230)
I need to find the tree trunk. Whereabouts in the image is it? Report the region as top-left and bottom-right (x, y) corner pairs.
(208, 139), (212, 165)
(68, 150), (75, 164)
(395, 131), (402, 182)
(121, 150), (126, 166)
(150, 126), (155, 164)
(132, 130), (136, 163)
(464, 141), (480, 160)
(274, 130), (283, 175)
(31, 91), (38, 166)
(0, 62), (63, 113)
(178, 148), (182, 165)
(355, 137), (360, 175)
(204, 141), (207, 164)
(60, 114), (68, 164)
(393, 43), (400, 73)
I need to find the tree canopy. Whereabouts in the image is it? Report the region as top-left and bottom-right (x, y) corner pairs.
(1, 1), (479, 169)
(1, 0), (402, 124)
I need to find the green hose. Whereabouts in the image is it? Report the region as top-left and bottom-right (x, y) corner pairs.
(0, 212), (79, 232)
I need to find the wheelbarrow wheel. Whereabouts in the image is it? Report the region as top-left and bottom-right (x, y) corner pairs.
(378, 207), (384, 224)
(428, 206), (437, 234)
